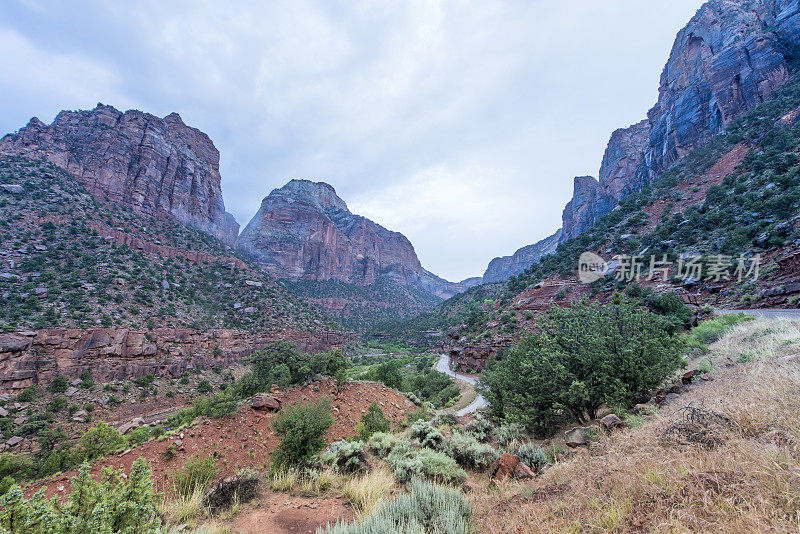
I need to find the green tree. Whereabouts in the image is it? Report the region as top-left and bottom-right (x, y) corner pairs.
(479, 296), (683, 436)
(271, 399), (334, 469)
(358, 402), (390, 441)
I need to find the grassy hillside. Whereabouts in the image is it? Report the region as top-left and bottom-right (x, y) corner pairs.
(0, 157), (338, 331)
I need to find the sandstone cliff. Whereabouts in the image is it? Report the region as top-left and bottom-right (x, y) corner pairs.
(0, 104), (239, 245)
(485, 0), (800, 280)
(238, 180), (464, 299)
(482, 229), (562, 283)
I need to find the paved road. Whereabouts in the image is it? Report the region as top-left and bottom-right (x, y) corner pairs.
(434, 354), (488, 416)
(717, 308), (800, 319)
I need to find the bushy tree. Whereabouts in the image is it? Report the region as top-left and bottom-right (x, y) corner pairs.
(0, 457), (160, 533)
(250, 342), (348, 390)
(479, 296), (683, 436)
(271, 399), (334, 469)
(358, 402), (390, 441)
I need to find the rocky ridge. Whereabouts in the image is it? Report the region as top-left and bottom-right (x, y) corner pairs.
(0, 104), (239, 245)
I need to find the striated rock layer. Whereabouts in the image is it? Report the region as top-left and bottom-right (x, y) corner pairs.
(483, 0), (800, 281)
(238, 179), (468, 299)
(0, 328), (355, 390)
(0, 104), (239, 245)
(482, 229), (562, 283)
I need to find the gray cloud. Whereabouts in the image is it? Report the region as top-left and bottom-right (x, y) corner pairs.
(0, 0), (704, 281)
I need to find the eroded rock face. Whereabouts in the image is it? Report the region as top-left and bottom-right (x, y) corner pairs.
(646, 0), (800, 176)
(238, 179), (464, 298)
(0, 104), (239, 245)
(482, 229), (562, 283)
(0, 328), (355, 391)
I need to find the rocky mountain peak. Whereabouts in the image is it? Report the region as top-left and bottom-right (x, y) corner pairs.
(268, 179), (349, 213)
(0, 104), (239, 246)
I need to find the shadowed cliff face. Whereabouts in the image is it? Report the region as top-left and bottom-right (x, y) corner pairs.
(238, 180), (470, 299)
(483, 0), (800, 282)
(0, 104), (239, 245)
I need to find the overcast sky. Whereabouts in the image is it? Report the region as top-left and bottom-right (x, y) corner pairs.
(0, 0), (704, 282)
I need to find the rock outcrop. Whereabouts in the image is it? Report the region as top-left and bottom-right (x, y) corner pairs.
(482, 229), (562, 283)
(238, 179), (464, 298)
(0, 328), (355, 390)
(646, 0), (800, 177)
(0, 104), (239, 245)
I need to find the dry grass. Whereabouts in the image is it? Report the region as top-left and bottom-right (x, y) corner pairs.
(268, 466), (347, 496)
(159, 485), (207, 525)
(713, 317), (800, 363)
(472, 319), (800, 533)
(342, 466), (395, 517)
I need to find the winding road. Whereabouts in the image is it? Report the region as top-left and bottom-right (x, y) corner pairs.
(434, 354), (488, 416)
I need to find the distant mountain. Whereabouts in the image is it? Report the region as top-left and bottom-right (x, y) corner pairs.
(237, 180), (475, 329)
(0, 104), (240, 246)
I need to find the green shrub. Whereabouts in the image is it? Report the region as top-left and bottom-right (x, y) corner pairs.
(76, 421), (126, 462)
(0, 458), (160, 533)
(48, 376), (69, 393)
(493, 422), (525, 445)
(442, 432), (497, 470)
(387, 441), (466, 485)
(319, 478), (472, 534)
(16, 385), (36, 403)
(0, 454), (36, 482)
(464, 414), (494, 442)
(357, 403), (391, 441)
(479, 297), (684, 435)
(409, 421), (444, 449)
(431, 413), (459, 427)
(271, 399), (334, 469)
(47, 396), (68, 413)
(516, 442), (547, 472)
(367, 432), (399, 458)
(79, 370), (94, 390)
(170, 453), (217, 497)
(197, 380), (212, 393)
(320, 440), (369, 473)
(127, 426), (150, 446)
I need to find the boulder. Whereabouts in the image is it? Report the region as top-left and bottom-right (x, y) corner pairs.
(250, 394), (281, 412)
(204, 474), (260, 511)
(682, 369), (702, 385)
(512, 460), (536, 480)
(72, 410), (89, 423)
(488, 453), (520, 481)
(600, 414), (625, 430)
(564, 426), (590, 448)
(0, 184), (24, 194)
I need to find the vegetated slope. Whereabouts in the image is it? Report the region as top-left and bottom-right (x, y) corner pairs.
(284, 276), (442, 332)
(472, 317), (800, 533)
(0, 157), (337, 332)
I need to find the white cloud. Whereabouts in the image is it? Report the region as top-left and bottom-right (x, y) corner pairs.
(0, 0), (706, 281)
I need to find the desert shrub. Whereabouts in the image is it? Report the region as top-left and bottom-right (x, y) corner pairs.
(79, 370), (94, 389)
(127, 426), (150, 446)
(271, 399), (334, 469)
(0, 476), (14, 496)
(431, 412), (459, 427)
(493, 422), (525, 445)
(49, 376), (69, 393)
(684, 313), (754, 353)
(320, 440), (370, 474)
(405, 408), (430, 426)
(358, 403), (391, 441)
(410, 421), (444, 449)
(76, 421), (126, 462)
(16, 385), (36, 403)
(47, 396), (68, 413)
(170, 454), (217, 497)
(320, 478), (472, 534)
(387, 441), (466, 485)
(251, 342), (349, 390)
(442, 431), (497, 470)
(196, 380), (212, 393)
(367, 432), (399, 458)
(464, 414), (494, 442)
(0, 458), (160, 533)
(480, 297), (683, 435)
(191, 391), (238, 419)
(0, 454), (36, 483)
(516, 442), (547, 472)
